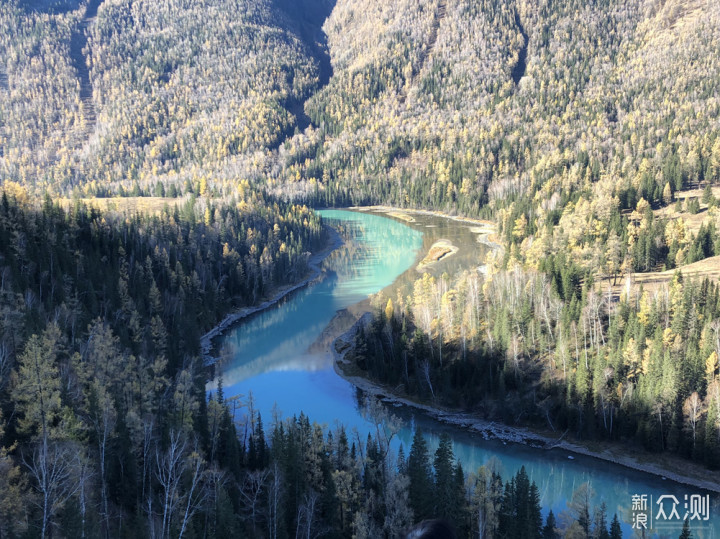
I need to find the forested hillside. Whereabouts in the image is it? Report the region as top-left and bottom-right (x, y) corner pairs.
(0, 186), (322, 536)
(317, 0), (720, 472)
(3, 0), (719, 238)
(0, 187), (616, 537)
(354, 260), (720, 466)
(0, 0), (326, 194)
(2, 0), (720, 534)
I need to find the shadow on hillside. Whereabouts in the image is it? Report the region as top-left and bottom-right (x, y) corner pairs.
(272, 0), (336, 137)
(19, 0), (81, 14)
(511, 11), (528, 85)
(21, 0), (101, 15)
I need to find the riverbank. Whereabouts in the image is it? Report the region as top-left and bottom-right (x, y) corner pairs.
(353, 205), (502, 253)
(353, 205), (494, 228)
(200, 224), (343, 364)
(331, 313), (720, 495)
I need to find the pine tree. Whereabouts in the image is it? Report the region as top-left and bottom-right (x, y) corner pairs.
(433, 433), (456, 520)
(498, 467), (543, 539)
(609, 513), (622, 539)
(12, 325), (62, 442)
(705, 392), (720, 469)
(0, 410), (29, 537)
(593, 502), (610, 539)
(408, 429), (432, 521)
(320, 449), (339, 535)
(542, 510), (559, 539)
(703, 184), (715, 205)
(12, 326), (71, 539)
(499, 478), (517, 538)
(527, 481), (543, 539)
(255, 413), (268, 468)
(679, 517), (692, 539)
(453, 462), (469, 536)
(514, 467), (531, 535)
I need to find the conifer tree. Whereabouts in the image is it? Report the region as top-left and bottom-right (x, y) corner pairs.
(542, 510), (559, 539)
(593, 502), (610, 539)
(433, 433), (456, 520)
(12, 325), (68, 538)
(527, 481), (543, 539)
(408, 429), (433, 521)
(679, 517), (692, 539)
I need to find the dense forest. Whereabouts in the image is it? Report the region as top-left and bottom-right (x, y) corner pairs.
(353, 259), (720, 469)
(0, 0), (327, 194)
(2, 0), (720, 286)
(2, 0), (720, 270)
(0, 188), (639, 538)
(0, 186), (319, 536)
(1, 0), (720, 535)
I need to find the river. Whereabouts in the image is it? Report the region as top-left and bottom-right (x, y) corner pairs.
(210, 209), (719, 538)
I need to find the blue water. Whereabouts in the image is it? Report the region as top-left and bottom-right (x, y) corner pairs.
(212, 210), (720, 538)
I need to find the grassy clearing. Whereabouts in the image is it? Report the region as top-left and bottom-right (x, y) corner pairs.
(653, 185), (720, 235)
(604, 186), (720, 296)
(601, 255), (720, 297)
(58, 196), (182, 214)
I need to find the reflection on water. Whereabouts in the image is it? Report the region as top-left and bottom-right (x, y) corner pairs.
(211, 210), (719, 538)
(211, 210), (423, 386)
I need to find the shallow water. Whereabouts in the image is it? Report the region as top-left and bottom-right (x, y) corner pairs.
(212, 209), (719, 538)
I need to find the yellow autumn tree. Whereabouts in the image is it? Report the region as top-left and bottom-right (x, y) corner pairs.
(707, 351), (719, 382)
(385, 298), (394, 321)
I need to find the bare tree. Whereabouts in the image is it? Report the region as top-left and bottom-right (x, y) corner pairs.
(711, 319), (720, 359)
(421, 359), (435, 400)
(684, 392), (705, 453)
(470, 461), (502, 539)
(359, 396), (402, 460)
(267, 462), (283, 539)
(178, 440), (208, 539)
(24, 442), (80, 539)
(141, 415), (155, 509)
(155, 430), (187, 539)
(90, 386), (116, 538)
(76, 453), (94, 539)
(383, 470), (412, 536)
(203, 467), (228, 539)
(239, 469), (270, 532)
(296, 489), (320, 539)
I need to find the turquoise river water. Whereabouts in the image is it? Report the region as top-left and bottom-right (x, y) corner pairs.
(211, 209), (720, 538)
